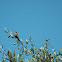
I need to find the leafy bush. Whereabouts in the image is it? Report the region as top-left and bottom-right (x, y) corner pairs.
(0, 27), (62, 62)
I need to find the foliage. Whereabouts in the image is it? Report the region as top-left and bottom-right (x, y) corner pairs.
(0, 27), (62, 62)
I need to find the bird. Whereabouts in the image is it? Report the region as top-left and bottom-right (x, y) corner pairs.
(14, 31), (20, 41)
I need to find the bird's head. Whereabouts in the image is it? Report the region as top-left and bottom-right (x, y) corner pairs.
(15, 31), (17, 33)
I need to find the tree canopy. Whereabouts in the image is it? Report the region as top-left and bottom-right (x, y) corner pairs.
(0, 27), (62, 62)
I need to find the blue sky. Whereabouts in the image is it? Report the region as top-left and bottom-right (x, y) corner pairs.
(0, 0), (62, 61)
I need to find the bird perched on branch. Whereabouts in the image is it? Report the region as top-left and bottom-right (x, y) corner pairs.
(14, 31), (20, 41)
(8, 31), (20, 41)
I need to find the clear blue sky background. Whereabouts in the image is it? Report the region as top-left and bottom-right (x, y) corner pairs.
(0, 0), (62, 61)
